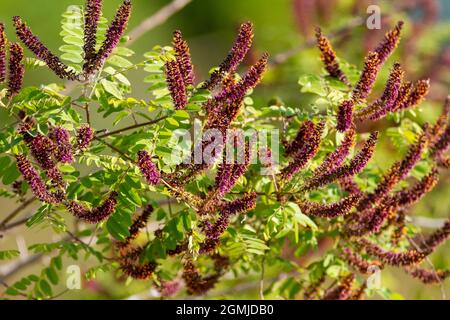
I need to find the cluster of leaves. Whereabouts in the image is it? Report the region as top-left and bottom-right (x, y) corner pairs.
(0, 0), (449, 300)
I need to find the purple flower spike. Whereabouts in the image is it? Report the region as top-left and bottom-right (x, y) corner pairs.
(137, 150), (161, 185)
(13, 16), (78, 80)
(7, 43), (25, 98)
(373, 21), (404, 65)
(203, 22), (254, 90)
(165, 59), (188, 110)
(76, 125), (94, 152)
(83, 0), (103, 73)
(50, 127), (74, 163)
(15, 154), (60, 204)
(0, 23), (6, 83)
(337, 100), (354, 132)
(87, 0), (132, 75)
(352, 52), (381, 102)
(173, 30), (194, 86)
(67, 191), (118, 223)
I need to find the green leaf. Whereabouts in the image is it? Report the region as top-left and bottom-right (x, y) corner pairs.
(101, 79), (123, 99)
(26, 205), (50, 228)
(0, 250), (20, 260)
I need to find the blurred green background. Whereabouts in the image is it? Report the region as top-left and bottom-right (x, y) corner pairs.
(1, 0), (449, 300)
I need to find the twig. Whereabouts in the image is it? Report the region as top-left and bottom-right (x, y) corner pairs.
(128, 0), (193, 46)
(272, 16), (365, 65)
(94, 137), (135, 162)
(95, 115), (168, 139)
(0, 197), (36, 229)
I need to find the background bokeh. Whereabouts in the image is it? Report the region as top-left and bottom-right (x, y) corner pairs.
(0, 0), (449, 300)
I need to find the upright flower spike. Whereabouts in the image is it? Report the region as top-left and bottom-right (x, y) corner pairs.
(430, 125), (450, 160)
(284, 120), (315, 157)
(391, 81), (413, 112)
(76, 125), (94, 151)
(281, 122), (324, 181)
(0, 23), (6, 83)
(117, 246), (157, 280)
(83, 0), (103, 73)
(173, 30), (194, 86)
(137, 150), (161, 185)
(87, 0), (132, 75)
(13, 16), (78, 80)
(397, 79), (430, 111)
(428, 96), (450, 144)
(336, 100), (354, 132)
(26, 134), (57, 170)
(165, 59), (187, 110)
(313, 127), (356, 177)
(398, 130), (428, 179)
(357, 238), (425, 266)
(373, 21), (404, 65)
(118, 205), (153, 249)
(66, 191), (118, 223)
(203, 22), (254, 90)
(303, 132), (378, 191)
(298, 194), (360, 218)
(49, 127), (74, 164)
(7, 43), (25, 98)
(15, 154), (61, 204)
(315, 27), (349, 85)
(352, 51), (381, 102)
(356, 63), (404, 121)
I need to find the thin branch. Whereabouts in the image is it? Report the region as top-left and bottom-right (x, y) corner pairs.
(128, 0), (193, 46)
(0, 197), (36, 229)
(96, 115), (168, 139)
(94, 137), (134, 162)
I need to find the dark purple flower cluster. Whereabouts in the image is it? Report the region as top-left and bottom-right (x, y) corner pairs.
(356, 63), (404, 121)
(357, 238), (425, 266)
(165, 59), (188, 110)
(420, 218), (450, 254)
(302, 132), (378, 191)
(83, 0), (103, 73)
(281, 122), (324, 181)
(15, 154), (61, 204)
(313, 128), (356, 177)
(137, 150), (161, 185)
(284, 120), (315, 157)
(342, 247), (383, 274)
(118, 246), (157, 280)
(315, 27), (350, 85)
(406, 266), (450, 284)
(373, 21), (404, 64)
(66, 191), (118, 223)
(85, 0), (132, 75)
(173, 30), (194, 87)
(76, 125), (94, 151)
(336, 100), (354, 132)
(7, 43), (25, 98)
(322, 274), (354, 300)
(352, 52), (381, 102)
(49, 127), (74, 163)
(298, 194), (360, 218)
(182, 255), (229, 296)
(13, 16), (78, 80)
(203, 22), (254, 90)
(0, 23), (6, 82)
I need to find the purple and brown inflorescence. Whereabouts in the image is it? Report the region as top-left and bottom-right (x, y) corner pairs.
(7, 43), (25, 98)
(13, 16), (78, 80)
(336, 100), (354, 132)
(67, 191), (118, 223)
(49, 127), (74, 164)
(0, 23), (6, 82)
(137, 150), (161, 185)
(173, 30), (194, 86)
(315, 27), (350, 85)
(15, 154), (61, 204)
(76, 125), (94, 152)
(203, 22), (254, 90)
(83, 0), (103, 73)
(165, 59), (188, 110)
(86, 0), (132, 75)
